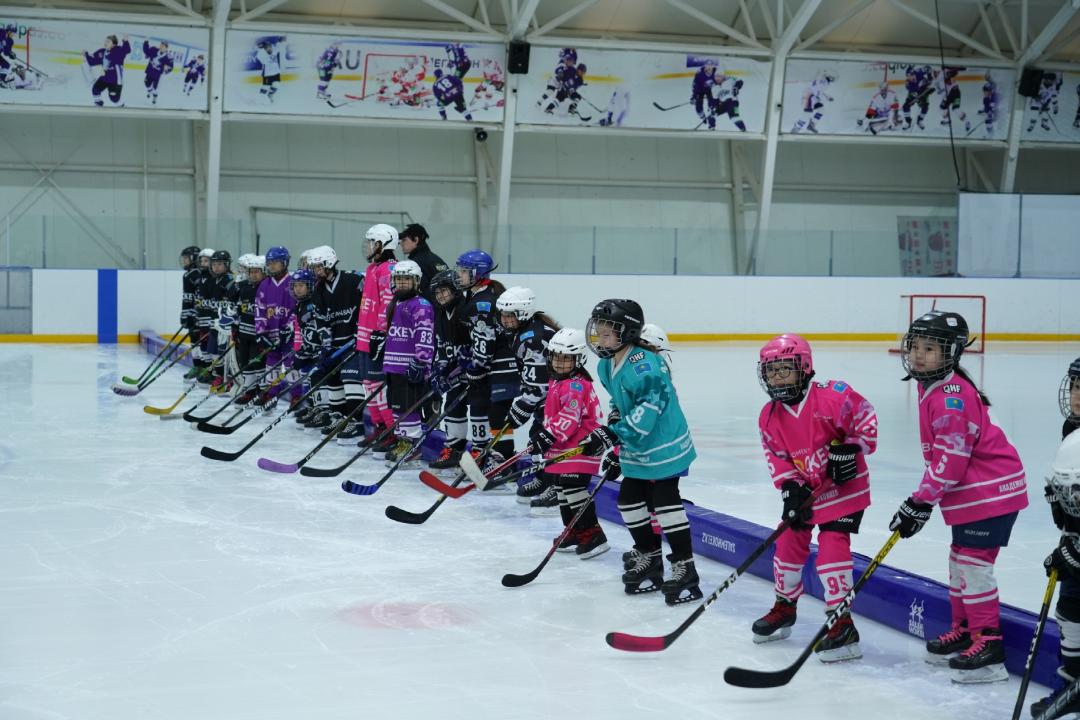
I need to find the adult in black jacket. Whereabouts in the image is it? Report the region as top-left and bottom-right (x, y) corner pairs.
(400, 223), (449, 304)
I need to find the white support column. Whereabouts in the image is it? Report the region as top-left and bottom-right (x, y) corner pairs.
(750, 0), (821, 274)
(509, 0), (542, 38)
(494, 73), (519, 258)
(205, 0), (230, 241)
(1001, 0), (1078, 191)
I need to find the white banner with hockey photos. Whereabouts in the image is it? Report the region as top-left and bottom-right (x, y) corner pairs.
(782, 59), (1014, 141)
(0, 17), (208, 110)
(515, 46), (769, 133)
(1021, 70), (1080, 143)
(223, 31), (505, 123)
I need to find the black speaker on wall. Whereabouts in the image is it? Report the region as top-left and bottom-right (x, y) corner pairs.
(508, 41), (530, 74)
(1019, 68), (1044, 98)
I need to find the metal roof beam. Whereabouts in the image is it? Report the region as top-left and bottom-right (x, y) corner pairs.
(887, 0), (1006, 59)
(0, 4), (208, 26)
(528, 0), (599, 39)
(994, 1), (1020, 56)
(664, 0), (767, 49)
(419, 0), (504, 37)
(794, 0), (875, 52)
(233, 0), (290, 23)
(736, 0), (758, 41)
(977, 3), (1002, 54)
(510, 0), (542, 38)
(154, 0), (206, 20)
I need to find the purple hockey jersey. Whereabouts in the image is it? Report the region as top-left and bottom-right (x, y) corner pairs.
(255, 274), (296, 344)
(383, 296), (435, 376)
(85, 40), (131, 85)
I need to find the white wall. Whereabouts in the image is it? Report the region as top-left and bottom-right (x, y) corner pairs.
(22, 269), (1079, 341)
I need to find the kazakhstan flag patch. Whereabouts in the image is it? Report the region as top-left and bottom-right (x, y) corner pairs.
(944, 397), (964, 411)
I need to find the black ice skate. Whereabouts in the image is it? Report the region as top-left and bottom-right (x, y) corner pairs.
(752, 596), (798, 643)
(371, 432), (398, 459)
(575, 526), (609, 560)
(428, 446), (463, 472)
(622, 549), (663, 595)
(555, 528), (582, 553)
(662, 557), (703, 606)
(949, 628), (1007, 683)
(925, 621), (971, 666)
(385, 438), (421, 467)
(529, 484), (560, 515)
(234, 387), (260, 406)
(318, 411), (344, 435)
(302, 406), (332, 429)
(815, 612), (862, 663)
(516, 472), (548, 505)
(335, 419), (365, 444)
(1030, 672), (1080, 720)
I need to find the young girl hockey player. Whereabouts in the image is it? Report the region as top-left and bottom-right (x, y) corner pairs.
(253, 246), (295, 405)
(179, 246), (201, 338)
(380, 260), (435, 465)
(187, 247), (215, 379)
(202, 250), (234, 386)
(1030, 358), (1080, 719)
(889, 310), (1028, 683)
(429, 250), (504, 472)
(286, 267), (321, 412)
(234, 254), (266, 404)
(528, 328), (608, 557)
(347, 224), (398, 446)
(582, 299), (700, 605)
(752, 334), (878, 662)
(428, 269), (466, 452)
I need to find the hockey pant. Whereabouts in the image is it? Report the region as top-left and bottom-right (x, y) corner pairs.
(334, 352), (367, 418)
(261, 348), (296, 399)
(1058, 575), (1080, 681)
(488, 398), (515, 458)
(552, 471), (600, 531)
(91, 78), (123, 104)
(387, 372), (425, 440)
(444, 377), (490, 451)
(772, 511), (863, 611)
(617, 477), (692, 562)
(357, 350), (392, 428)
(945, 511), (1017, 635)
(235, 334), (263, 391)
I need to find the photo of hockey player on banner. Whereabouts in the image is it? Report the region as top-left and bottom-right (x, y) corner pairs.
(1021, 70), (1080, 142)
(0, 17), (207, 110)
(517, 46), (768, 133)
(223, 31), (504, 123)
(783, 59), (1014, 140)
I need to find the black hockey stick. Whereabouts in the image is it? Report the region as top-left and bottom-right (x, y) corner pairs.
(501, 460), (617, 589)
(256, 380), (387, 473)
(164, 347), (273, 421)
(122, 326), (186, 384)
(112, 341), (196, 396)
(384, 423), (511, 525)
(653, 100), (692, 112)
(1012, 569), (1059, 720)
(607, 486), (830, 652)
(339, 387), (467, 495)
(186, 348), (291, 424)
(200, 345), (357, 461)
(723, 530), (900, 688)
(143, 340), (240, 415)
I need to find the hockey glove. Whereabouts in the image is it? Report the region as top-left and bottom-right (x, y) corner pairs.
(465, 363), (488, 384)
(507, 401), (533, 429)
(607, 407), (621, 427)
(368, 331), (386, 362)
(1046, 536), (1080, 579)
(826, 443), (860, 487)
(581, 426), (619, 456)
(780, 481), (813, 528)
(278, 324), (294, 351)
(257, 334), (276, 352)
(406, 359), (426, 384)
(600, 452), (621, 482)
(890, 497), (934, 539)
(1048, 483), (1067, 531)
(530, 427), (557, 456)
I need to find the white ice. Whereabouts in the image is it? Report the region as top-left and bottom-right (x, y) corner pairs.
(0, 342), (1066, 720)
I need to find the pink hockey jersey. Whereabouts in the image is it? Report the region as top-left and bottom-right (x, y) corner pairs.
(355, 259), (395, 351)
(541, 373), (603, 476)
(911, 372), (1028, 525)
(758, 380), (877, 525)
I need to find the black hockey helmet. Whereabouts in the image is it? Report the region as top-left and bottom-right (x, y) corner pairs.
(586, 298), (644, 359)
(430, 268), (460, 303)
(210, 249), (232, 271)
(1059, 357), (1080, 418)
(180, 245), (200, 267)
(900, 310), (970, 382)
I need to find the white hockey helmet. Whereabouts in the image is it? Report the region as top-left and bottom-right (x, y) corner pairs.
(250, 254), (267, 271)
(236, 253), (255, 269)
(298, 248), (315, 268)
(392, 259), (423, 280)
(496, 286), (537, 322)
(1050, 431), (1080, 518)
(309, 245), (338, 270)
(640, 323), (671, 353)
(365, 223), (399, 251)
(198, 248), (215, 259)
(547, 328), (588, 378)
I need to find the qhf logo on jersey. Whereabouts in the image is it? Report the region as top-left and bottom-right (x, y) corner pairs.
(908, 598), (925, 639)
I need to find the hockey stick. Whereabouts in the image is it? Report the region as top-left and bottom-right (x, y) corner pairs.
(340, 387), (468, 496)
(653, 100), (692, 112)
(299, 379), (454, 478)
(384, 423), (512, 524)
(485, 447), (584, 490)
(420, 448), (529, 498)
(112, 341), (196, 396)
(200, 345), (357, 462)
(1012, 569), (1059, 720)
(501, 458), (617, 588)
(1035, 671), (1080, 720)
(159, 346), (274, 419)
(607, 486), (831, 652)
(723, 530), (901, 688)
(256, 380), (387, 473)
(191, 350), (296, 429)
(122, 326), (186, 384)
(142, 340), (238, 415)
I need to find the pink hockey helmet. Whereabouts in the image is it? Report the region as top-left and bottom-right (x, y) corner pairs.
(758, 334), (814, 402)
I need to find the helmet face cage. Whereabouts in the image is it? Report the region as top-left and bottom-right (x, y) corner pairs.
(547, 330), (588, 380)
(453, 263), (477, 290)
(585, 316), (626, 359)
(900, 329), (962, 382)
(391, 265), (421, 296)
(1061, 373), (1080, 419)
(757, 357), (810, 403)
(290, 271), (315, 301)
(1051, 471), (1080, 518)
(548, 350), (586, 380)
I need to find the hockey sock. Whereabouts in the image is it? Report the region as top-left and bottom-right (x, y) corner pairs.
(328, 383), (346, 412)
(398, 411), (422, 440)
(948, 545), (969, 626)
(952, 544), (1001, 635)
(562, 475), (597, 528)
(774, 525), (812, 603)
(556, 484), (573, 525)
(444, 404), (467, 451)
(816, 530), (855, 612)
(469, 413), (490, 445)
(1057, 595), (1080, 678)
(618, 477), (661, 552)
(652, 479), (692, 560)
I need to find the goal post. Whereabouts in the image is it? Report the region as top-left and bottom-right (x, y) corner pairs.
(889, 294), (987, 354)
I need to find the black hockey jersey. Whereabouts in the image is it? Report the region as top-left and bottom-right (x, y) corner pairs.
(181, 267), (201, 327)
(294, 297), (323, 363)
(457, 282), (501, 372)
(313, 270), (363, 347)
(232, 278), (259, 336)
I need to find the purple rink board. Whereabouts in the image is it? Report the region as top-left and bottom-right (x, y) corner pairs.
(140, 329), (1060, 686)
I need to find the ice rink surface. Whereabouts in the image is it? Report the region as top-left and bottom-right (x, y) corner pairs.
(1, 341), (1069, 720)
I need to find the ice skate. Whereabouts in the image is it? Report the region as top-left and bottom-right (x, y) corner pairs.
(622, 549), (663, 595)
(371, 433), (398, 459)
(815, 612), (862, 663)
(949, 628), (1007, 683)
(317, 411), (343, 434)
(516, 472), (547, 505)
(429, 446), (462, 472)
(555, 527), (582, 553)
(384, 438), (420, 467)
(574, 526), (609, 560)
(662, 557), (703, 606)
(752, 596), (797, 643)
(529, 484), (559, 515)
(1031, 672), (1080, 720)
(925, 621), (971, 666)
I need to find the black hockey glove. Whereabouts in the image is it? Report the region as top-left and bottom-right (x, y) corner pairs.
(257, 333), (276, 352)
(406, 359), (425, 384)
(600, 452), (621, 482)
(1048, 483), (1067, 531)
(530, 427), (557, 456)
(582, 426), (619, 456)
(890, 497), (934, 539)
(826, 443), (860, 487)
(465, 364), (488, 383)
(431, 372), (453, 396)
(1045, 536), (1080, 579)
(507, 401), (532, 429)
(368, 331), (386, 362)
(780, 481), (813, 529)
(607, 408), (621, 427)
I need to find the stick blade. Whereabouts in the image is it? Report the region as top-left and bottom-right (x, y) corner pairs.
(300, 463), (345, 478)
(419, 471), (473, 498)
(143, 404), (175, 415)
(384, 505), (432, 524)
(200, 446), (242, 462)
(605, 632), (669, 653)
(112, 384), (140, 396)
(459, 452), (488, 488)
(500, 570), (539, 588)
(196, 422), (239, 435)
(257, 458), (298, 474)
(121, 375), (142, 384)
(341, 479), (380, 496)
(722, 665), (796, 689)
(159, 414), (183, 421)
